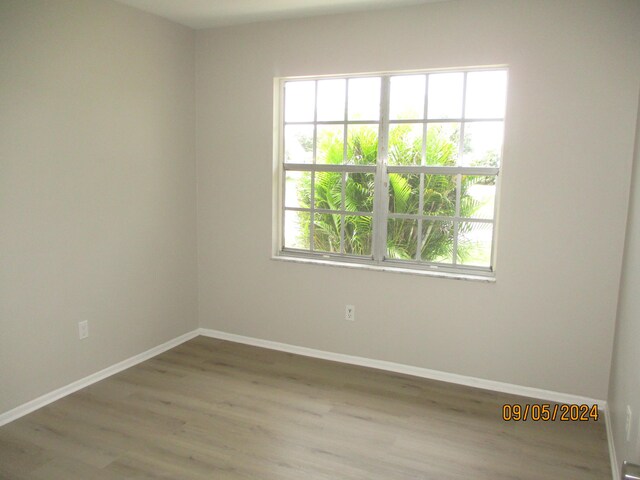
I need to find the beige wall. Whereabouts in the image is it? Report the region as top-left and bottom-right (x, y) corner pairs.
(0, 0), (197, 413)
(608, 95), (640, 472)
(196, 0), (640, 400)
(2, 0), (639, 418)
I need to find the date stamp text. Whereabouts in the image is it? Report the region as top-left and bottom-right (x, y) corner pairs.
(502, 403), (599, 422)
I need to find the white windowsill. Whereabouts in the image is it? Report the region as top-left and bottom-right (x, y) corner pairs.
(272, 254), (496, 283)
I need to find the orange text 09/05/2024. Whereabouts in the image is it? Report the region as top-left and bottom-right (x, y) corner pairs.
(502, 403), (599, 422)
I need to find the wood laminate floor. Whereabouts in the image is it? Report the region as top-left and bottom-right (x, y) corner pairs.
(0, 336), (611, 479)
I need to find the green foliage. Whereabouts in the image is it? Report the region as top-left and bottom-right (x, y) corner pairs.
(294, 124), (493, 263)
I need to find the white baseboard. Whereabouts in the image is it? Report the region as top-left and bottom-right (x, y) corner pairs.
(0, 330), (199, 427)
(1, 326), (614, 478)
(605, 407), (619, 480)
(199, 328), (606, 408)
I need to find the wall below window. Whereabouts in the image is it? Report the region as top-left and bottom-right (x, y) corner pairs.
(195, 0), (640, 400)
(0, 0), (197, 414)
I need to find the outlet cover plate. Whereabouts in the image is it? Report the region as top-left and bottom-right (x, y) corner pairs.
(78, 320), (89, 340)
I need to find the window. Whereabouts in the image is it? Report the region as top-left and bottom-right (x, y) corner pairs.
(276, 68), (507, 277)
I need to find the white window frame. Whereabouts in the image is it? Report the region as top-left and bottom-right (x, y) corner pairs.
(273, 67), (506, 279)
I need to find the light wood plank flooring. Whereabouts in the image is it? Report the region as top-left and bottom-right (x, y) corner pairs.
(0, 336), (611, 479)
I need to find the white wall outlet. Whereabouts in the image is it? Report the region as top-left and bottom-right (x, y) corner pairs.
(626, 405), (633, 442)
(78, 320), (89, 340)
(345, 305), (355, 321)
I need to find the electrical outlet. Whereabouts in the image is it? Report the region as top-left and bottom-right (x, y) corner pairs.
(78, 320), (89, 340)
(626, 405), (633, 442)
(345, 305), (355, 321)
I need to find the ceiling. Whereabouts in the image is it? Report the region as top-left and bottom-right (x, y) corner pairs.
(113, 0), (444, 29)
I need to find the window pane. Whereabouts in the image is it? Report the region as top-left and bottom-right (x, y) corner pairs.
(316, 125), (344, 164)
(426, 123), (459, 166)
(465, 70), (507, 119)
(314, 213), (341, 253)
(284, 124), (314, 163)
(345, 172), (374, 213)
(423, 174), (456, 216)
(390, 75), (426, 120)
(427, 73), (463, 119)
(344, 215), (372, 256)
(348, 77), (381, 121)
(284, 210), (310, 249)
(389, 124), (423, 166)
(461, 175), (496, 219)
(284, 81), (315, 122)
(284, 171), (311, 208)
(457, 222), (493, 267)
(317, 79), (346, 121)
(279, 70), (503, 273)
(461, 121), (503, 167)
(314, 171), (342, 211)
(388, 173), (420, 214)
(421, 220), (454, 263)
(387, 218), (418, 260)
(347, 124), (378, 164)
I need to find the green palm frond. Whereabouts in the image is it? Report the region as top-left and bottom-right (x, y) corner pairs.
(295, 122), (491, 262)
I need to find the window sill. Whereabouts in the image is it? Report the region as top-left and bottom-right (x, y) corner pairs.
(271, 254), (496, 283)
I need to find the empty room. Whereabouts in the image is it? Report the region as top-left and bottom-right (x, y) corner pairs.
(1, 0), (640, 478)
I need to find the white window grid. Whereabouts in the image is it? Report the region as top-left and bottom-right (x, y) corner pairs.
(277, 68), (505, 276)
